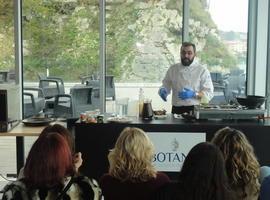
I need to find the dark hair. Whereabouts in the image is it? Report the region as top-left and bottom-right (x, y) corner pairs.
(211, 127), (260, 198)
(40, 124), (74, 153)
(178, 142), (232, 200)
(181, 42), (196, 53)
(24, 132), (75, 189)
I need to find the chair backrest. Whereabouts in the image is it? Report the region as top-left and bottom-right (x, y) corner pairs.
(223, 74), (246, 103)
(54, 94), (73, 118)
(23, 87), (45, 118)
(105, 75), (115, 100)
(39, 79), (65, 99)
(85, 75), (116, 100)
(70, 86), (94, 117)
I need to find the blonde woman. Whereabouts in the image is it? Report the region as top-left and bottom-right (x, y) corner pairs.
(99, 127), (170, 200)
(211, 127), (260, 200)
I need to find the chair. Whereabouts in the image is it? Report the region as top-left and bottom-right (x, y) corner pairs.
(70, 85), (95, 117)
(53, 94), (73, 118)
(84, 75), (116, 100)
(223, 73), (246, 103)
(38, 73), (65, 99)
(39, 79), (65, 99)
(105, 75), (116, 100)
(0, 71), (9, 83)
(23, 87), (45, 118)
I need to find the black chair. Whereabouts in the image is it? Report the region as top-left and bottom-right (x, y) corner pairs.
(83, 75), (116, 100)
(23, 87), (45, 118)
(53, 94), (73, 118)
(70, 85), (96, 117)
(39, 79), (65, 99)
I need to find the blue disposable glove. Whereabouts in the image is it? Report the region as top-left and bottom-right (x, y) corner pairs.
(178, 88), (196, 100)
(158, 87), (168, 101)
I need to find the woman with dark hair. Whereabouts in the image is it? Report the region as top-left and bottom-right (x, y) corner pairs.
(100, 127), (170, 200)
(39, 124), (82, 171)
(18, 124), (82, 179)
(154, 142), (234, 200)
(211, 127), (260, 200)
(2, 132), (101, 200)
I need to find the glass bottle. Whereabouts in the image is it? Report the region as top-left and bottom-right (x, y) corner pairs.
(138, 88), (144, 118)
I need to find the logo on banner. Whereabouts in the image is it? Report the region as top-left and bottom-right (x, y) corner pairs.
(148, 132), (205, 172)
(153, 138), (186, 163)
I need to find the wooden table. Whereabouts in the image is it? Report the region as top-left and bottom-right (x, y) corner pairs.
(0, 122), (65, 175)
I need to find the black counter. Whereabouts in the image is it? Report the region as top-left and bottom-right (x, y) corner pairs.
(74, 115), (270, 180)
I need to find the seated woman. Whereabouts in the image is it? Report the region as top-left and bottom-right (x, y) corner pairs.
(154, 142), (234, 200)
(2, 132), (101, 200)
(39, 124), (83, 172)
(260, 175), (270, 200)
(99, 127), (170, 200)
(18, 124), (82, 179)
(211, 127), (260, 200)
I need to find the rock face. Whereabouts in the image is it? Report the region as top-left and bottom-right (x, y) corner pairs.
(116, 1), (213, 82)
(124, 1), (182, 82)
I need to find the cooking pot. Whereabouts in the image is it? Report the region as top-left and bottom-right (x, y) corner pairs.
(236, 95), (265, 109)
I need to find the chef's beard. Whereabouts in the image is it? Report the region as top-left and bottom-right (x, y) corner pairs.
(181, 57), (194, 66)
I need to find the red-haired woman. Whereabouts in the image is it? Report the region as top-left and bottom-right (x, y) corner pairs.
(2, 132), (101, 200)
(18, 124), (82, 179)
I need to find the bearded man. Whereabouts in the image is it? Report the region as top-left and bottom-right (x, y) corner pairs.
(158, 42), (214, 114)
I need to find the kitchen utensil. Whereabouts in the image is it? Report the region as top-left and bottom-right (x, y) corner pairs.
(236, 95), (265, 109)
(22, 117), (54, 126)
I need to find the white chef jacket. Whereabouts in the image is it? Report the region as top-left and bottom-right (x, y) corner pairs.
(161, 60), (214, 107)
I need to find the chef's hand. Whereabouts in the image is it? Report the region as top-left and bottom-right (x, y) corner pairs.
(158, 87), (168, 101)
(178, 88), (196, 100)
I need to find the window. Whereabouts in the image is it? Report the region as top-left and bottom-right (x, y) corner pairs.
(22, 0), (99, 118)
(106, 0), (183, 113)
(21, 0), (250, 117)
(0, 0), (15, 83)
(0, 0), (17, 175)
(190, 0), (248, 104)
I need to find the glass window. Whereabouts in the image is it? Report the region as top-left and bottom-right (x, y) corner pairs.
(0, 0), (17, 176)
(190, 0), (248, 104)
(106, 0), (183, 114)
(0, 0), (15, 83)
(22, 0), (99, 118)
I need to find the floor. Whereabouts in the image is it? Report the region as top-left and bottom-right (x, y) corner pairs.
(0, 137), (37, 176)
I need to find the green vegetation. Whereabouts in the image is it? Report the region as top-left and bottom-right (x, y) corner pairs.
(0, 0), (244, 82)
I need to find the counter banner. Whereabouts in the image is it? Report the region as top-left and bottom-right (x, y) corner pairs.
(147, 132), (206, 172)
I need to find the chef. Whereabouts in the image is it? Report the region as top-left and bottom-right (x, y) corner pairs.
(158, 42), (214, 114)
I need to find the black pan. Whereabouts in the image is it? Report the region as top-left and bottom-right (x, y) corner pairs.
(236, 95), (265, 109)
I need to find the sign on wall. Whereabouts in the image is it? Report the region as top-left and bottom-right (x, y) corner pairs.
(147, 132), (206, 172)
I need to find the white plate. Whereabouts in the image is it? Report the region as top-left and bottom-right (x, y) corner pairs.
(107, 117), (132, 123)
(22, 117), (54, 126)
(173, 114), (183, 119)
(154, 114), (167, 119)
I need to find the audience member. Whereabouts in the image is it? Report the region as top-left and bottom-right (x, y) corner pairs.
(260, 174), (270, 199)
(100, 127), (170, 200)
(2, 132), (101, 200)
(40, 124), (83, 171)
(154, 142), (234, 200)
(211, 127), (260, 200)
(18, 124), (82, 179)
(260, 166), (270, 183)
